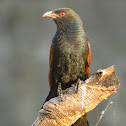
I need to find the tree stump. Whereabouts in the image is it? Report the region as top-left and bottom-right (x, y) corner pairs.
(32, 65), (120, 126)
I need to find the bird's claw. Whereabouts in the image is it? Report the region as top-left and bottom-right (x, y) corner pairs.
(58, 82), (63, 101)
(75, 78), (81, 93)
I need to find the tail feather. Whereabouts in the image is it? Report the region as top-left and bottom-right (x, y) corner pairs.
(72, 114), (89, 126)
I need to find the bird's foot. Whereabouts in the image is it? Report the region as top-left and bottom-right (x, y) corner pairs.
(75, 78), (81, 93)
(58, 82), (63, 101)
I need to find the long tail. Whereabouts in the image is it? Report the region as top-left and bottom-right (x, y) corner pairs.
(72, 114), (89, 126)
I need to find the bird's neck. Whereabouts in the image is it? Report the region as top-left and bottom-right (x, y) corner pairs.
(54, 20), (86, 40)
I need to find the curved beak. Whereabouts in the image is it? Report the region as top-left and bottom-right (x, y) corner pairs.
(42, 11), (57, 18)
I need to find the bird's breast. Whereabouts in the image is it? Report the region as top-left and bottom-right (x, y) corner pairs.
(52, 38), (88, 86)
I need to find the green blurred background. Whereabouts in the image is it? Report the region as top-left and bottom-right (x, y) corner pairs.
(0, 0), (125, 126)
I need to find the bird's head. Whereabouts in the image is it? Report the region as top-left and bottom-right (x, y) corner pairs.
(42, 8), (83, 32)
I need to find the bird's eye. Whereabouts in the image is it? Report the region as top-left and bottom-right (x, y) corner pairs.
(60, 12), (66, 16)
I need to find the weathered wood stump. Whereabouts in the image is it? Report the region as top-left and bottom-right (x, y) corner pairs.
(32, 66), (120, 126)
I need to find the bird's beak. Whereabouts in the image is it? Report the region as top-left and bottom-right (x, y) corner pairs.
(42, 11), (57, 18)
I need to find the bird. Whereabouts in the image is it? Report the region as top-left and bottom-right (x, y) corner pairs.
(42, 8), (91, 126)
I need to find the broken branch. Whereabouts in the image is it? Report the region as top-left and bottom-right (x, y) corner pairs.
(32, 65), (120, 126)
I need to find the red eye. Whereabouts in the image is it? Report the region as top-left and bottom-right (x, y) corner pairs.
(60, 12), (65, 16)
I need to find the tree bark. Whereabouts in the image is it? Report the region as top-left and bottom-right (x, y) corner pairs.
(32, 65), (120, 126)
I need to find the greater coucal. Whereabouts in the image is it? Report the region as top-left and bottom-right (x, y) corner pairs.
(42, 8), (91, 126)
